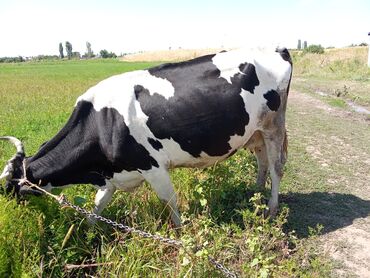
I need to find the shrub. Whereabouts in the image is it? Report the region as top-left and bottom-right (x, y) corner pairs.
(304, 44), (325, 54)
(0, 56), (25, 63)
(99, 49), (117, 59)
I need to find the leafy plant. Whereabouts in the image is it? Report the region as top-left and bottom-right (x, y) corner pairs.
(303, 44), (325, 54)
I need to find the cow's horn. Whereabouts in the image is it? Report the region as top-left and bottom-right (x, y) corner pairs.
(0, 136), (25, 156)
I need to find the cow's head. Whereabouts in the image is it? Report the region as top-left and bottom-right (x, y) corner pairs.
(0, 136), (26, 195)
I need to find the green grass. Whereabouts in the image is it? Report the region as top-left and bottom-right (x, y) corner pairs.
(325, 98), (347, 108)
(0, 59), (331, 277)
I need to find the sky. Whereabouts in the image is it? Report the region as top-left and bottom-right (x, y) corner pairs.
(0, 0), (369, 57)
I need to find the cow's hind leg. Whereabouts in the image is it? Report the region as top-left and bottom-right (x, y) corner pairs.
(254, 142), (269, 190)
(262, 130), (287, 217)
(142, 169), (181, 227)
(246, 131), (269, 190)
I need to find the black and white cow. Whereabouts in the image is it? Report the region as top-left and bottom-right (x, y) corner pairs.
(0, 47), (292, 227)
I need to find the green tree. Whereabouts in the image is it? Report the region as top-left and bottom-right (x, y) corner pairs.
(65, 41), (73, 59)
(303, 44), (324, 54)
(59, 42), (64, 59)
(99, 49), (117, 58)
(72, 52), (81, 59)
(86, 41), (93, 58)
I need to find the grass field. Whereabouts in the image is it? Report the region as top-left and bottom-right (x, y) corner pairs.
(1, 49), (366, 277)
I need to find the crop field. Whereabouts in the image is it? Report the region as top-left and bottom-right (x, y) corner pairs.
(0, 48), (369, 277)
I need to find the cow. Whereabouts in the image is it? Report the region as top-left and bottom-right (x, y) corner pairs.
(0, 47), (292, 227)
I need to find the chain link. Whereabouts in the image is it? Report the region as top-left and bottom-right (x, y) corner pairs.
(208, 256), (238, 278)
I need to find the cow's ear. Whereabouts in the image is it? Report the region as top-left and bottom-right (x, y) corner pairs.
(0, 162), (13, 180)
(0, 136), (25, 180)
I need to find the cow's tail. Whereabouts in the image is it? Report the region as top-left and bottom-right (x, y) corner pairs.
(276, 47), (293, 96)
(275, 47), (292, 66)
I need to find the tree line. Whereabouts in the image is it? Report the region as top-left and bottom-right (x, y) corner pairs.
(0, 41), (118, 63)
(59, 41), (117, 59)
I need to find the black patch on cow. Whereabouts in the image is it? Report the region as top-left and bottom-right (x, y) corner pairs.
(134, 85), (146, 99)
(264, 90), (281, 111)
(148, 137), (163, 151)
(26, 101), (158, 187)
(135, 54), (250, 157)
(232, 63), (260, 93)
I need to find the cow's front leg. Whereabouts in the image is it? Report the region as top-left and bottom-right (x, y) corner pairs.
(142, 169), (181, 228)
(262, 130), (287, 217)
(89, 184), (116, 224)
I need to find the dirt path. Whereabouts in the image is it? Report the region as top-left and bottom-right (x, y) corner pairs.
(287, 91), (370, 277)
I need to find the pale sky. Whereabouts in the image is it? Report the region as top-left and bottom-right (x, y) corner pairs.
(0, 0), (369, 57)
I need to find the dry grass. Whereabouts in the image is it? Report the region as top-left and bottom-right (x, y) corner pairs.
(292, 46), (370, 107)
(324, 46), (368, 62)
(293, 46), (368, 70)
(121, 48), (226, 62)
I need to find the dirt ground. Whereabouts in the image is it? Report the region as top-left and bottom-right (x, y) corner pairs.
(288, 91), (370, 277)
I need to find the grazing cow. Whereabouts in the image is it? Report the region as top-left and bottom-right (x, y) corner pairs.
(0, 47), (292, 227)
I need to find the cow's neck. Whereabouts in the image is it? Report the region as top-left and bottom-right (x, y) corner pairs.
(25, 103), (111, 187)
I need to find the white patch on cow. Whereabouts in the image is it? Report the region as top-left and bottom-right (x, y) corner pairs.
(212, 49), (246, 83)
(77, 70), (175, 120)
(227, 94), (263, 151)
(159, 138), (195, 166)
(212, 48), (291, 90)
(110, 170), (144, 192)
(0, 164), (11, 180)
(254, 51), (292, 91)
(135, 71), (175, 100)
(152, 137), (229, 169)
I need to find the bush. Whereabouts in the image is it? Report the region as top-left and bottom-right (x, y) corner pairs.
(34, 55), (59, 61)
(99, 49), (117, 59)
(303, 44), (325, 54)
(0, 56), (25, 63)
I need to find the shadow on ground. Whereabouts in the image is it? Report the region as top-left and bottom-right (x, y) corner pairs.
(199, 180), (370, 239)
(281, 192), (370, 238)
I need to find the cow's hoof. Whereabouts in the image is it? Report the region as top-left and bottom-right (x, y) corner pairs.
(263, 208), (277, 219)
(266, 202), (278, 219)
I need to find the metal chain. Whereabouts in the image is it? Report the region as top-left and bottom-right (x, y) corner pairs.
(58, 195), (183, 247)
(21, 179), (238, 278)
(208, 257), (238, 278)
(60, 196), (238, 278)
